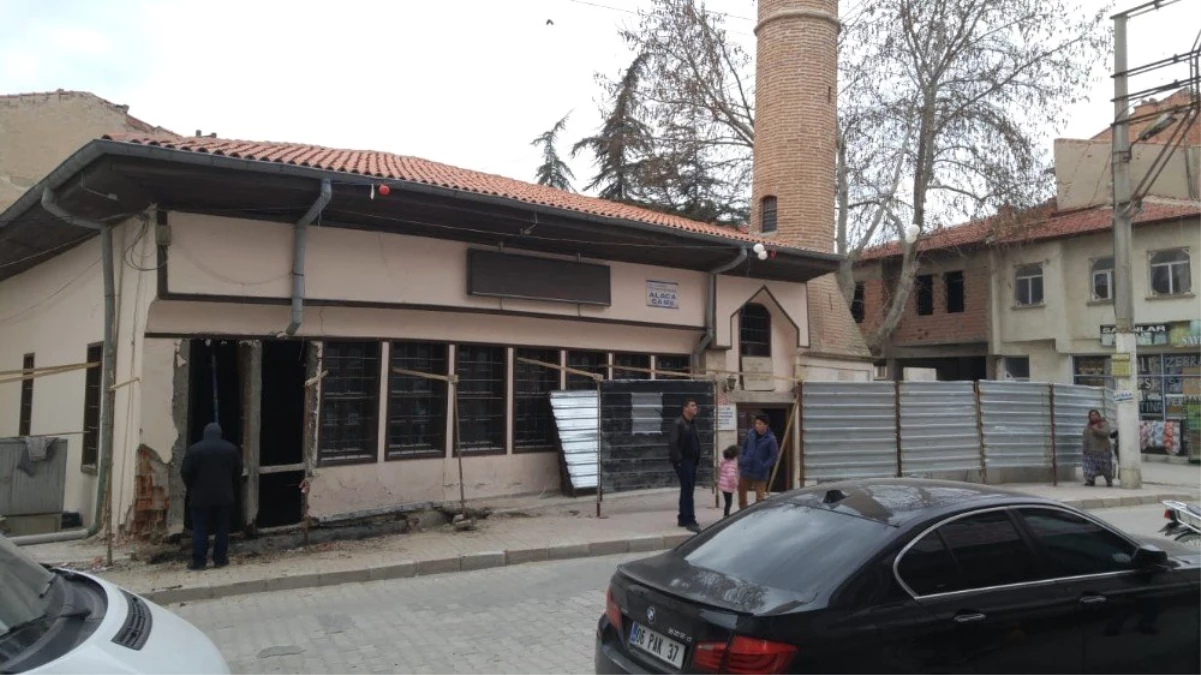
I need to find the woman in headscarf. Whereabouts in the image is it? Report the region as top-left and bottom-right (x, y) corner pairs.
(1083, 409), (1115, 487)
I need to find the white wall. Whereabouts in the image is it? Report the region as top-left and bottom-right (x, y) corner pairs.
(0, 218), (157, 525)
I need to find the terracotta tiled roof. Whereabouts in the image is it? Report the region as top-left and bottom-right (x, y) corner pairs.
(2, 89), (175, 136)
(100, 133), (790, 250)
(860, 199), (1201, 261)
(1090, 89), (1200, 146)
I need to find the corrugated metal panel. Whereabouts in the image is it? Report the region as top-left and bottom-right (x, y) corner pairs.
(803, 382), (897, 481)
(0, 437), (69, 516)
(549, 391), (598, 492)
(1051, 384), (1108, 468)
(599, 380), (715, 493)
(979, 381), (1053, 468)
(899, 381), (982, 476)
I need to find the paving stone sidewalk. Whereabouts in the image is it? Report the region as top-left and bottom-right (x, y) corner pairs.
(22, 474), (1198, 606)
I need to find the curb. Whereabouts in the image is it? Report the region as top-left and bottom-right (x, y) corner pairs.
(140, 532), (695, 605)
(137, 491), (1195, 606)
(1062, 491), (1193, 512)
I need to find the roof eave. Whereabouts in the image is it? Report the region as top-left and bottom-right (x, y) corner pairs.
(1, 139), (842, 269)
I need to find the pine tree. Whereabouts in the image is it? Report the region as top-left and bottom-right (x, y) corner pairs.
(531, 113), (576, 192)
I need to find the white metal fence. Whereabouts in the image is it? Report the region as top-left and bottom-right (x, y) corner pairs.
(800, 381), (1111, 484)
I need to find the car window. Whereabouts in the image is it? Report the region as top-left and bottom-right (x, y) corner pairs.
(1017, 507), (1136, 577)
(896, 530), (963, 596)
(678, 502), (889, 594)
(936, 510), (1040, 591)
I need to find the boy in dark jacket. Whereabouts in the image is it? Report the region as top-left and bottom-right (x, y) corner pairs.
(738, 413), (778, 509)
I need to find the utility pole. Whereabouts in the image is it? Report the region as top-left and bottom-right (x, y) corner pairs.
(1111, 12), (1142, 489)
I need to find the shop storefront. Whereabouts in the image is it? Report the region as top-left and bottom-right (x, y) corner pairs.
(1075, 320), (1201, 458)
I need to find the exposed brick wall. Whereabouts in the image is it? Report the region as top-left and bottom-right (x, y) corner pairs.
(857, 251), (991, 347)
(752, 0), (839, 251)
(751, 1), (869, 360)
(128, 445), (169, 541)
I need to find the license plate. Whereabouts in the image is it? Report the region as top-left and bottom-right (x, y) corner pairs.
(629, 621), (686, 669)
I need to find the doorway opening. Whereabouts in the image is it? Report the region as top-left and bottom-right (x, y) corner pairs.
(736, 404), (794, 494)
(256, 341), (307, 528)
(185, 339), (245, 531)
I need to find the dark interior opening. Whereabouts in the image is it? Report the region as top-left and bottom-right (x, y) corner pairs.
(257, 471), (306, 528)
(257, 341), (307, 528)
(736, 405), (793, 494)
(260, 341), (307, 466)
(185, 339), (244, 531)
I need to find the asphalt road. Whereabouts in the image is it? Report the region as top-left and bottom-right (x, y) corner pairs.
(176, 502), (1193, 675)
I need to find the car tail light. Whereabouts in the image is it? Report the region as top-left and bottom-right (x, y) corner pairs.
(692, 636), (798, 674)
(605, 587), (622, 633)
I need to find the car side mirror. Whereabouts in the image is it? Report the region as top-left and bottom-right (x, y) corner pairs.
(1131, 544), (1169, 569)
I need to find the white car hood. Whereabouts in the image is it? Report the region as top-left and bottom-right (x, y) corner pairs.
(26, 572), (229, 675)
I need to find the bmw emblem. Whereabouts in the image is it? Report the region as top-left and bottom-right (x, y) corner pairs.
(646, 607), (656, 624)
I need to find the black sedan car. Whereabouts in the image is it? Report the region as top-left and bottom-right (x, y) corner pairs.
(596, 479), (1200, 674)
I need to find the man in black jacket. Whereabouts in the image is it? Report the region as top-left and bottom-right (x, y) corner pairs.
(668, 399), (702, 533)
(181, 422), (243, 570)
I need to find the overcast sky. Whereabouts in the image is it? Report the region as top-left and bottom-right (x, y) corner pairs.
(1, 0), (1195, 195)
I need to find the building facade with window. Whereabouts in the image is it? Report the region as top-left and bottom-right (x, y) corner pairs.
(0, 133), (865, 536)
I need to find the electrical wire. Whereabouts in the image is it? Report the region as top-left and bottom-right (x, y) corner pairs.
(0, 256), (102, 324)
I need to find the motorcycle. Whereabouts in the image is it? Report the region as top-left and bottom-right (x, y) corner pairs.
(1160, 500), (1201, 549)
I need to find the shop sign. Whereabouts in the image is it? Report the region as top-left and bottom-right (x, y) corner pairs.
(1101, 321), (1201, 349)
(1169, 320), (1201, 348)
(1100, 323), (1169, 347)
(646, 280), (679, 309)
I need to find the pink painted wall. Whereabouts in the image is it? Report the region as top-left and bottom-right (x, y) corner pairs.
(165, 212), (710, 328)
(307, 452), (560, 517)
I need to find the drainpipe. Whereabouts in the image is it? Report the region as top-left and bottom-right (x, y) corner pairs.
(285, 179), (333, 336)
(40, 188), (117, 539)
(692, 247), (749, 374)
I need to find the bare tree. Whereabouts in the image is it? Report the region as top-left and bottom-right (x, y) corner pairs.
(579, 0), (1108, 351)
(531, 113), (576, 192)
(847, 0), (1110, 348)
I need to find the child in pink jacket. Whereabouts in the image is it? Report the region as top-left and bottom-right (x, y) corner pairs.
(719, 445), (739, 517)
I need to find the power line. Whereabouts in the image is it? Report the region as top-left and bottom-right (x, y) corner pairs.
(564, 0), (754, 22)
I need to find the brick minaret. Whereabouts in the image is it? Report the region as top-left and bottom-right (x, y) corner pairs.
(751, 0), (838, 249)
(752, 0), (872, 360)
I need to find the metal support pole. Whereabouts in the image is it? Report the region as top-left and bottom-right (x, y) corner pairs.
(797, 383), (806, 488)
(1049, 384), (1059, 487)
(973, 381), (987, 484)
(595, 380), (604, 519)
(1112, 13), (1143, 488)
(451, 375), (468, 522)
(893, 379), (904, 477)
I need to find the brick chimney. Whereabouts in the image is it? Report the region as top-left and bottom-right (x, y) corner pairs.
(751, 0), (873, 362)
(751, 0), (839, 251)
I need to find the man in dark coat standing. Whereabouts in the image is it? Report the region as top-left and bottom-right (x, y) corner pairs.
(181, 422), (243, 570)
(668, 399), (702, 533)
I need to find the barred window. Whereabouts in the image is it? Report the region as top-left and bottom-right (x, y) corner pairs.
(739, 303), (772, 357)
(82, 345), (102, 469)
(566, 350), (608, 390)
(456, 345), (507, 454)
(319, 341), (380, 465)
(614, 353), (651, 379)
(19, 354), (34, 436)
(514, 349), (559, 451)
(654, 355), (690, 378)
(388, 342), (447, 460)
